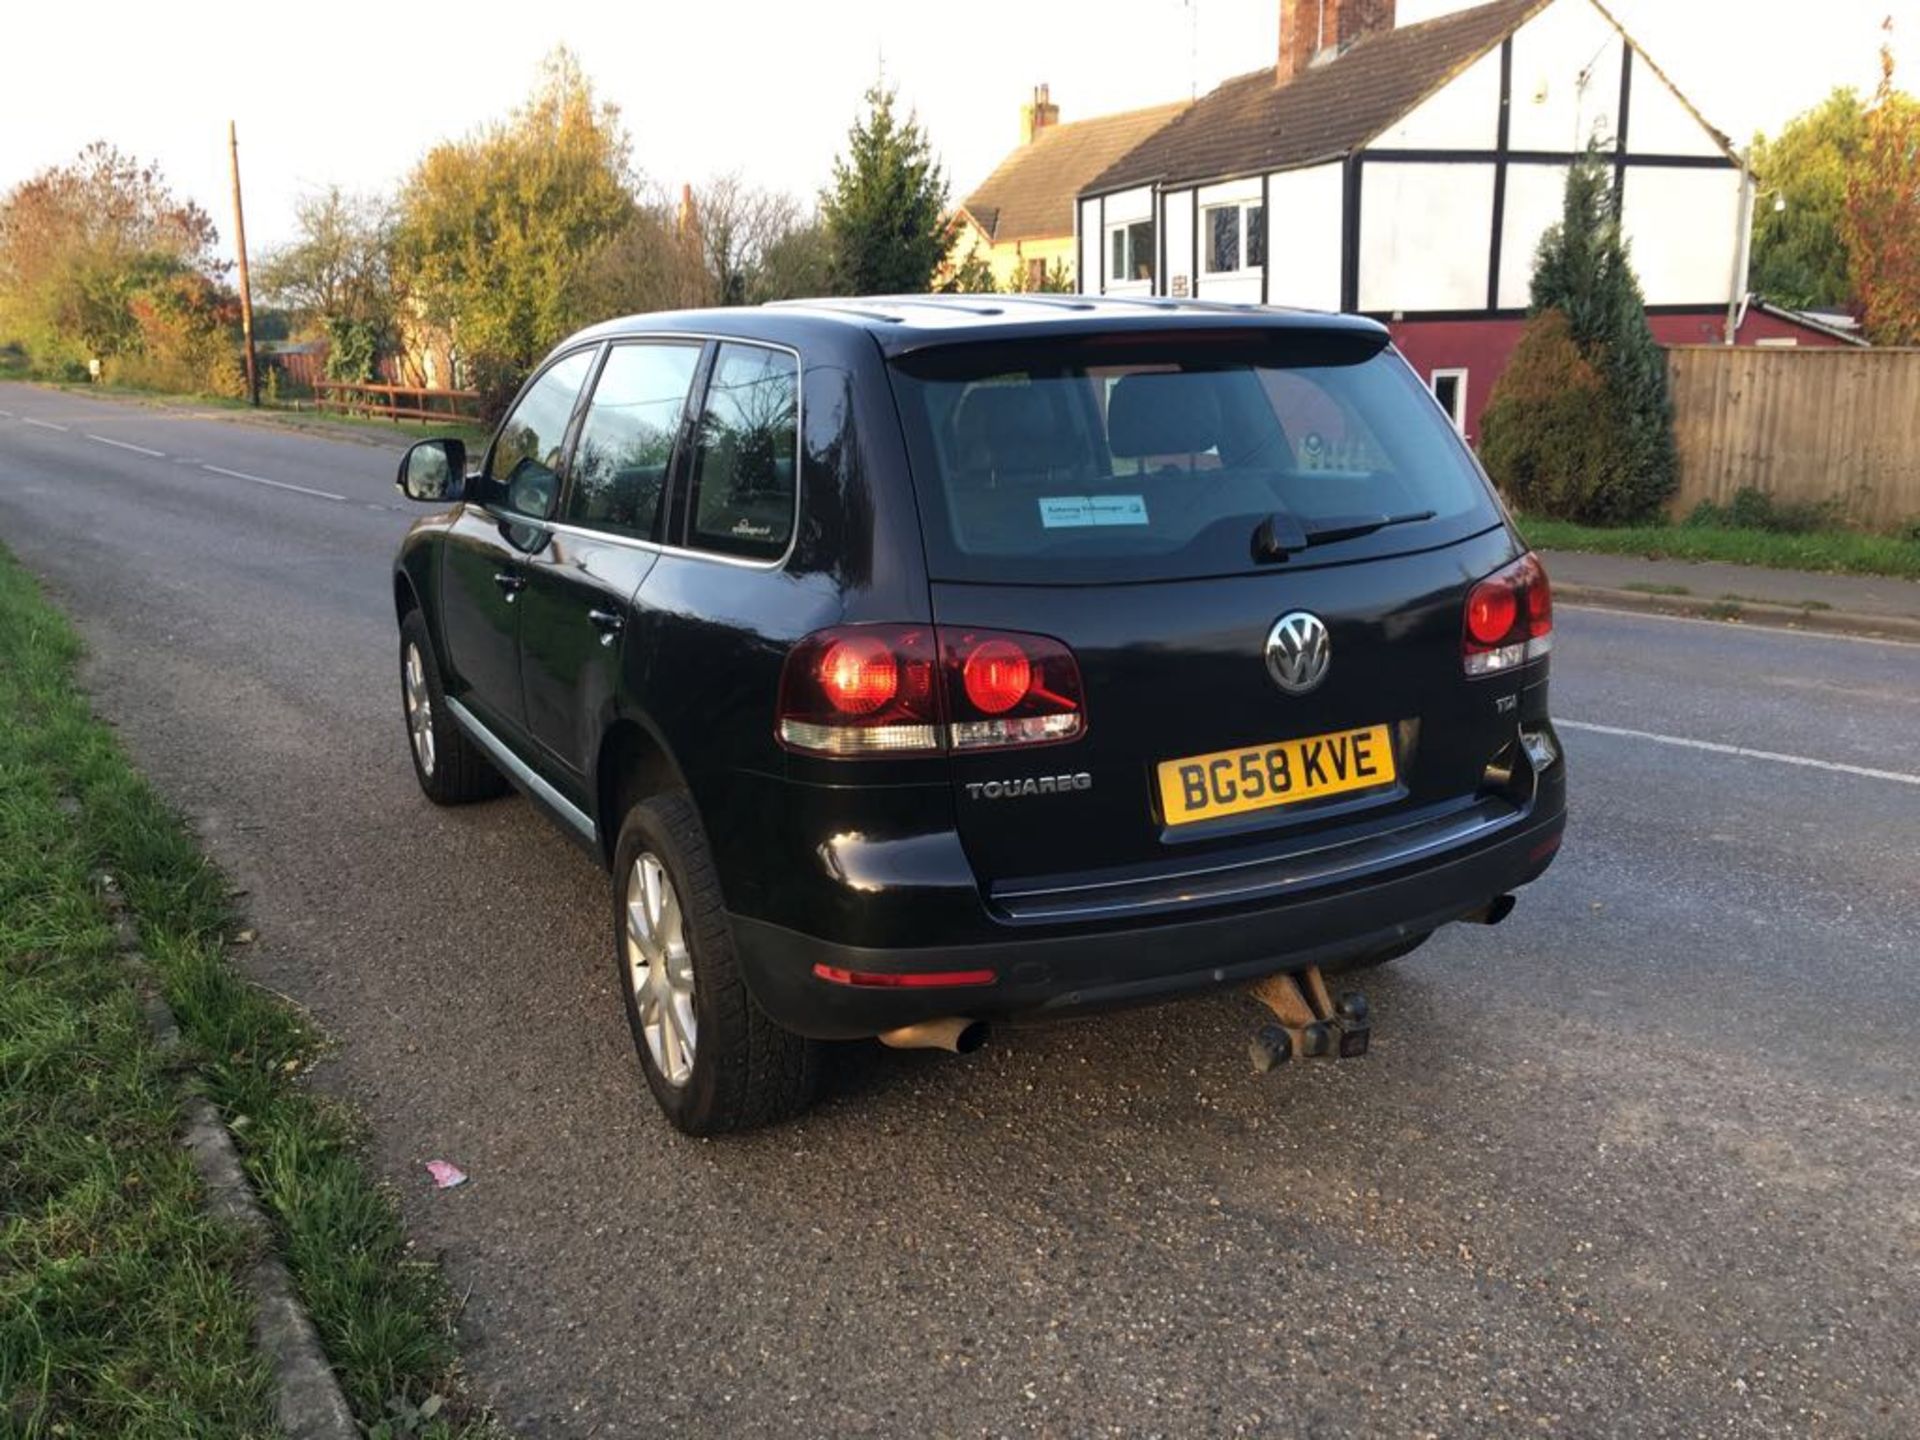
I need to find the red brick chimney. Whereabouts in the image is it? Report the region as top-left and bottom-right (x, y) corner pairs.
(1020, 83), (1060, 144)
(1279, 0), (1396, 81)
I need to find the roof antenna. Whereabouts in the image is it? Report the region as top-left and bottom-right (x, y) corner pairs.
(1184, 0), (1199, 100)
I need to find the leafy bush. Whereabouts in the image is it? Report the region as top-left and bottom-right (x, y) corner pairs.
(1480, 310), (1639, 524)
(323, 316), (380, 383)
(1685, 487), (1842, 534)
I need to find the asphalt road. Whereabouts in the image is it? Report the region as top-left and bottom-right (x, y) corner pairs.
(4, 383), (1918, 1438)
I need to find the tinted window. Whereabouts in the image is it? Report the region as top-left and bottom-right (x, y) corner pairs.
(888, 336), (1500, 585)
(1207, 206), (1239, 272)
(564, 342), (702, 539)
(685, 344), (798, 561)
(488, 349), (595, 520)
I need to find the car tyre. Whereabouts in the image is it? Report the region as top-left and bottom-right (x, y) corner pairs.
(400, 610), (507, 804)
(613, 791), (819, 1135)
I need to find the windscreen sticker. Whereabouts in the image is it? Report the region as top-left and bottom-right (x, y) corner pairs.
(1038, 495), (1149, 529)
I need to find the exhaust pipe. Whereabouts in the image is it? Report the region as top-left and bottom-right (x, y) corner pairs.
(1463, 893), (1517, 926)
(879, 1018), (988, 1054)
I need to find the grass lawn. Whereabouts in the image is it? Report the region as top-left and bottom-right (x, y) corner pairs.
(0, 548), (488, 1437)
(1519, 517), (1920, 581)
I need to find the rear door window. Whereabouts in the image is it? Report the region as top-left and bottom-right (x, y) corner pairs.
(684, 343), (799, 562)
(888, 334), (1500, 584)
(563, 341), (703, 541)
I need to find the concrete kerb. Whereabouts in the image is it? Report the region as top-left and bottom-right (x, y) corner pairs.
(1556, 583), (1920, 644)
(94, 871), (360, 1440)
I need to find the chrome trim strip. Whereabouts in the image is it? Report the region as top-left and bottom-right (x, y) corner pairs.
(444, 697), (597, 845)
(993, 803), (1522, 923)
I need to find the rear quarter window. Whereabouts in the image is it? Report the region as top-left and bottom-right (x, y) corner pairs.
(685, 343), (799, 562)
(888, 333), (1501, 585)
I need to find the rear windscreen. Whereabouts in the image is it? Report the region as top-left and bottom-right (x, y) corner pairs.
(888, 333), (1501, 584)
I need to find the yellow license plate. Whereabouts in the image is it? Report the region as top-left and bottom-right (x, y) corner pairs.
(1156, 724), (1397, 827)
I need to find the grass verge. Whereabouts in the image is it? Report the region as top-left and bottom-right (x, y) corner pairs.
(0, 546), (487, 1438)
(19, 379), (494, 454)
(1520, 517), (1920, 580)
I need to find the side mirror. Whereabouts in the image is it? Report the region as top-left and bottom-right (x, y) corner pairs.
(396, 438), (467, 503)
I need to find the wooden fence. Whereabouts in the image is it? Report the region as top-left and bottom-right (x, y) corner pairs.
(312, 378), (483, 426)
(1667, 346), (1920, 530)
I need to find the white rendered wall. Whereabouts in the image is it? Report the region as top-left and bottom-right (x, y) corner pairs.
(1358, 163), (1496, 312)
(1372, 45), (1502, 150)
(1264, 163), (1344, 313)
(1621, 166), (1744, 305)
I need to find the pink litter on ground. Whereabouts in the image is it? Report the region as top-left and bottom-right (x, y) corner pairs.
(425, 1160), (467, 1189)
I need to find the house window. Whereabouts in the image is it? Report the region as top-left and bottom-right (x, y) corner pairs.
(1026, 256), (1047, 290)
(1430, 369), (1468, 434)
(1202, 202), (1266, 274)
(1107, 219), (1154, 284)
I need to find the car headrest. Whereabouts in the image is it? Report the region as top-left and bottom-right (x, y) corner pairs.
(952, 384), (1081, 479)
(1106, 371), (1222, 458)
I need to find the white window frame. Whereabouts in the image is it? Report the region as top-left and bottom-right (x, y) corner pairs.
(1429, 368), (1469, 434)
(1106, 219), (1155, 285)
(1200, 201), (1265, 276)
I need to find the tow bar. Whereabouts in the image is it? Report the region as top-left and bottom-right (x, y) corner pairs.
(1247, 965), (1371, 1073)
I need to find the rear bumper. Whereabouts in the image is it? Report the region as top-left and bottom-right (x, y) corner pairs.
(732, 780), (1565, 1040)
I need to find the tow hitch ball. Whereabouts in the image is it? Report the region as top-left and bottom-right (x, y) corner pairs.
(1247, 965), (1370, 1073)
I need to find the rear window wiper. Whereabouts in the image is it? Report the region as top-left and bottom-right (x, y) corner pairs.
(1251, 509), (1437, 563)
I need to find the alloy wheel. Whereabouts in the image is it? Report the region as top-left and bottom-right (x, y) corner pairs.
(403, 643), (435, 775)
(626, 852), (697, 1087)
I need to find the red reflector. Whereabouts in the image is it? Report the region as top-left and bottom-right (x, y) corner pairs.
(1528, 831), (1564, 863)
(1525, 565), (1554, 638)
(817, 635), (899, 715)
(961, 638), (1032, 715)
(812, 963), (998, 988)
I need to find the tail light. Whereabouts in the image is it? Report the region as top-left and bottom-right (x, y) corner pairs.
(777, 625), (940, 755)
(1463, 553), (1553, 676)
(778, 625), (1086, 757)
(941, 629), (1085, 751)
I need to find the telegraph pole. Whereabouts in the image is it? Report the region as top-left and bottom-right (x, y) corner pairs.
(228, 121), (259, 406)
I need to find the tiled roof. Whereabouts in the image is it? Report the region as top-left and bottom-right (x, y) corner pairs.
(1086, 0), (1549, 193)
(961, 100), (1191, 244)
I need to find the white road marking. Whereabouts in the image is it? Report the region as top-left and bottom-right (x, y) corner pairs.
(21, 417), (69, 432)
(200, 463), (346, 503)
(1559, 719), (1920, 787)
(87, 433), (166, 458)
(0, 408), (13, 418)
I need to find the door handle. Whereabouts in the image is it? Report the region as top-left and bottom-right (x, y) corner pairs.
(492, 571), (526, 600)
(587, 608), (626, 646)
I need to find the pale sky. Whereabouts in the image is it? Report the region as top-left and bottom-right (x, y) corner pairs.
(0, 0), (1908, 259)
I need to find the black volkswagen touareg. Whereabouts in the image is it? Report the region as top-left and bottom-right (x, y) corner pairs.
(391, 295), (1565, 1134)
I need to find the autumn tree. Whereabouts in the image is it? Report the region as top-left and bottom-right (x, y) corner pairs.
(821, 84), (952, 294)
(1749, 89), (1868, 310)
(0, 143), (223, 373)
(259, 187), (397, 381)
(1843, 24), (1920, 344)
(395, 48), (636, 401)
(578, 194), (710, 319)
